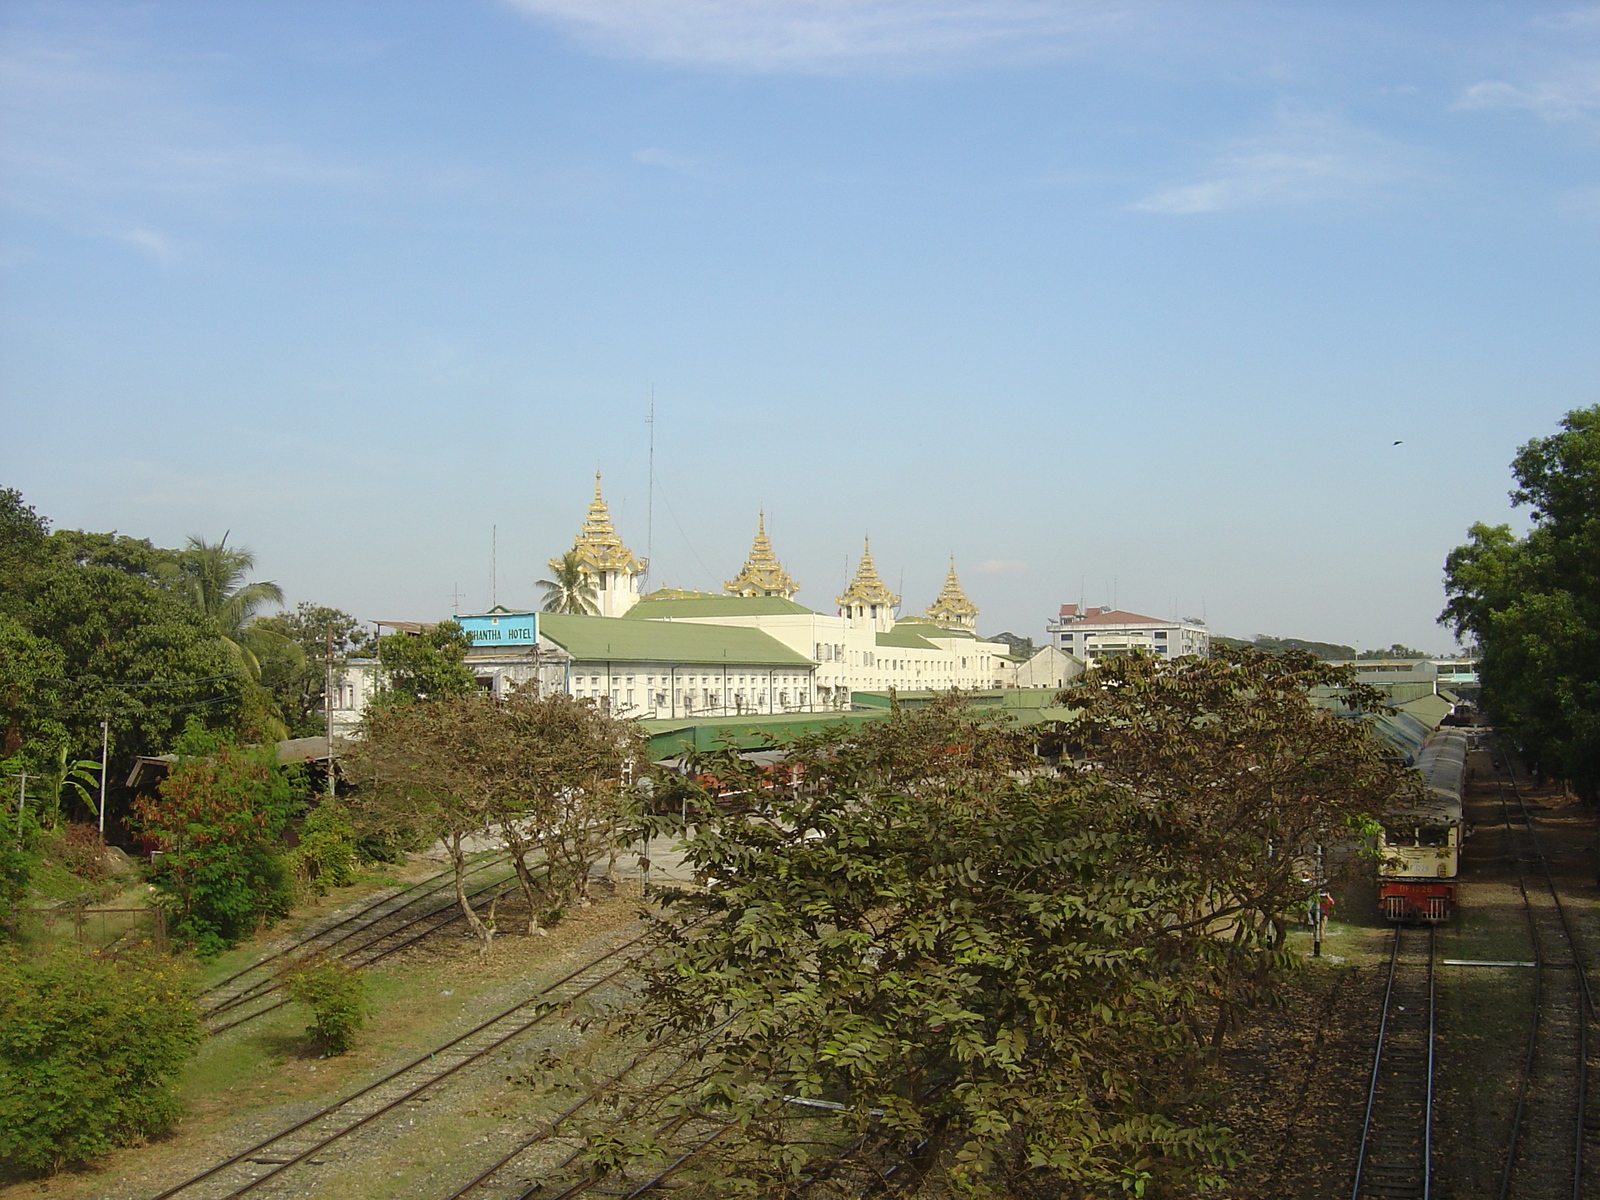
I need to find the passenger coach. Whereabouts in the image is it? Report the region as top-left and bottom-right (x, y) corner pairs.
(1377, 728), (1467, 922)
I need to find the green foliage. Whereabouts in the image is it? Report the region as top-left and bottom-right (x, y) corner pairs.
(0, 611), (66, 759)
(1210, 633), (1357, 659)
(38, 824), (114, 887)
(284, 955), (367, 1055)
(374, 620), (475, 705)
(987, 631), (1035, 660)
(287, 800), (359, 895)
(0, 945), (199, 1173)
(1443, 405), (1600, 800)
(254, 603), (376, 735)
(133, 743), (299, 957)
(1355, 644), (1428, 660)
(0, 488), (50, 588)
(0, 809), (41, 930)
(44, 529), (179, 579)
(347, 691), (639, 941)
(538, 550), (601, 615)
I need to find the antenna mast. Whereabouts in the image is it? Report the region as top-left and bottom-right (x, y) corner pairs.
(645, 389), (655, 582)
(491, 525), (497, 608)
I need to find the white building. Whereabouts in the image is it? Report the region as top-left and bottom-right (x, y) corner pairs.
(329, 484), (1018, 730)
(1046, 605), (1209, 662)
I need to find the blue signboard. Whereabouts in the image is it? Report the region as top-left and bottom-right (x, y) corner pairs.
(458, 610), (539, 647)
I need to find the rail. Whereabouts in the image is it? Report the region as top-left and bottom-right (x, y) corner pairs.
(1350, 922), (1436, 1200)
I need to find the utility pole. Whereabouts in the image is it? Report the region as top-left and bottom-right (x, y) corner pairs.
(98, 717), (109, 834)
(325, 624), (336, 800)
(11, 772), (29, 846)
(645, 393), (655, 582)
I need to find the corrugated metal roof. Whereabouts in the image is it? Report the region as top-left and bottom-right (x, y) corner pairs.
(623, 591), (816, 619)
(540, 612), (812, 666)
(893, 618), (976, 639)
(641, 710), (889, 758)
(875, 628), (937, 649)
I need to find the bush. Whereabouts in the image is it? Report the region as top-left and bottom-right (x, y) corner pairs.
(287, 801), (359, 895)
(133, 743), (298, 958)
(284, 956), (367, 1055)
(40, 824), (113, 884)
(0, 946), (199, 1173)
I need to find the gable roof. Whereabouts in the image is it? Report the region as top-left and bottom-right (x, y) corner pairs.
(540, 612), (811, 667)
(624, 590), (816, 619)
(1060, 607), (1164, 626)
(876, 627), (937, 650)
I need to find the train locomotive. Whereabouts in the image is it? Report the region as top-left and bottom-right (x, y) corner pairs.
(1377, 728), (1467, 922)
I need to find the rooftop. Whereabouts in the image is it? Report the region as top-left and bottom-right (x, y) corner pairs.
(540, 612), (811, 667)
(624, 589), (817, 619)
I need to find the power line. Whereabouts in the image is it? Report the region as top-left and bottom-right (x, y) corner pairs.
(35, 673), (243, 688)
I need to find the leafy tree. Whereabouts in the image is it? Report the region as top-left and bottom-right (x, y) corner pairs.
(0, 488), (50, 596)
(1210, 634), (1358, 660)
(0, 612), (65, 758)
(1355, 644), (1428, 660)
(538, 550), (600, 615)
(374, 620), (475, 705)
(1048, 649), (1419, 1046)
(132, 739), (299, 957)
(254, 603), (375, 736)
(44, 529), (179, 579)
(0, 946), (199, 1174)
(1443, 405), (1600, 800)
(988, 631), (1036, 660)
(286, 799), (360, 894)
(15, 565), (245, 810)
(343, 697), (499, 952)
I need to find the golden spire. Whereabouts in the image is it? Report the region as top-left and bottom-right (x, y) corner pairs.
(725, 511), (800, 598)
(924, 555), (979, 630)
(836, 536), (898, 611)
(552, 472), (644, 577)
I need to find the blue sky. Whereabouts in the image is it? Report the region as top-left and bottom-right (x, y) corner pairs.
(3, 1), (1597, 652)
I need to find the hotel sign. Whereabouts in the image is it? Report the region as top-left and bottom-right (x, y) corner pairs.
(458, 611), (539, 647)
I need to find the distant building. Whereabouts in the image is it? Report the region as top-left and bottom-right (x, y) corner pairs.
(998, 644), (1085, 690)
(1046, 605), (1209, 661)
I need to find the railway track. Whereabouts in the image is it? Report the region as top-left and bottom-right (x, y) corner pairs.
(146, 922), (650, 1200)
(1351, 922), (1436, 1200)
(198, 853), (523, 1035)
(1493, 748), (1598, 1200)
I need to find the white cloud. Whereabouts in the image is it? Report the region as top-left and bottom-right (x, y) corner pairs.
(1132, 110), (1422, 215)
(501, 0), (1147, 74)
(1455, 66), (1600, 122)
(634, 147), (702, 173)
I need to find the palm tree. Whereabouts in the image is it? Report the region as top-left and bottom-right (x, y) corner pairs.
(167, 534), (297, 680)
(538, 551), (600, 615)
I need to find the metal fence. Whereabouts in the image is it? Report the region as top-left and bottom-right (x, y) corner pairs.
(5, 905), (167, 953)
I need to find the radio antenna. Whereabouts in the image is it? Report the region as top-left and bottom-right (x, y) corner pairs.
(645, 389), (655, 582)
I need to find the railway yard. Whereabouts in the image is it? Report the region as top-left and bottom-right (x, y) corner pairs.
(1, 740), (1595, 1200)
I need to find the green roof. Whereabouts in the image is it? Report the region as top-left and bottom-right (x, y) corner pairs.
(850, 687), (1077, 724)
(624, 590), (816, 619)
(876, 628), (937, 650)
(894, 619), (976, 639)
(641, 711), (889, 759)
(539, 613), (811, 667)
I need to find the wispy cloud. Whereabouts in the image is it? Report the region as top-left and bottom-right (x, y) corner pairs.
(0, 35), (373, 255)
(634, 147), (702, 174)
(1455, 66), (1600, 122)
(1132, 110), (1423, 215)
(502, 0), (1147, 74)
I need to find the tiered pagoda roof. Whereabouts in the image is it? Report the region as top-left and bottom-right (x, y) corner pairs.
(836, 537), (899, 611)
(923, 557), (979, 630)
(553, 473), (644, 578)
(724, 512), (800, 599)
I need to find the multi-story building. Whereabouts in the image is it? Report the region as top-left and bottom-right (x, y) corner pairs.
(1046, 605), (1209, 662)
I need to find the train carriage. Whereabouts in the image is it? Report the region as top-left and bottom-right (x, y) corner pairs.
(1377, 728), (1467, 922)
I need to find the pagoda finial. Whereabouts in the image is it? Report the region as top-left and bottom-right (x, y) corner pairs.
(553, 472), (644, 582)
(594, 470), (603, 500)
(836, 535), (898, 612)
(924, 556), (979, 630)
(725, 512), (799, 599)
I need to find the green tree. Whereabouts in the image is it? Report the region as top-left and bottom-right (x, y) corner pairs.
(1355, 644), (1428, 660)
(1443, 405), (1600, 800)
(0, 488), (50, 596)
(0, 946), (199, 1173)
(374, 620), (475, 705)
(538, 550), (600, 615)
(132, 739), (299, 957)
(0, 612), (65, 758)
(255, 603), (375, 735)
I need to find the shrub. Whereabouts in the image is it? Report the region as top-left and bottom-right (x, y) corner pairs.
(0, 946), (199, 1173)
(40, 824), (113, 884)
(284, 956), (367, 1055)
(287, 801), (359, 895)
(133, 743), (298, 958)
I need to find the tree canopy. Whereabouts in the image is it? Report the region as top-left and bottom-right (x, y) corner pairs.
(538, 550), (600, 615)
(578, 658), (1416, 1198)
(373, 621), (475, 705)
(1443, 404), (1600, 799)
